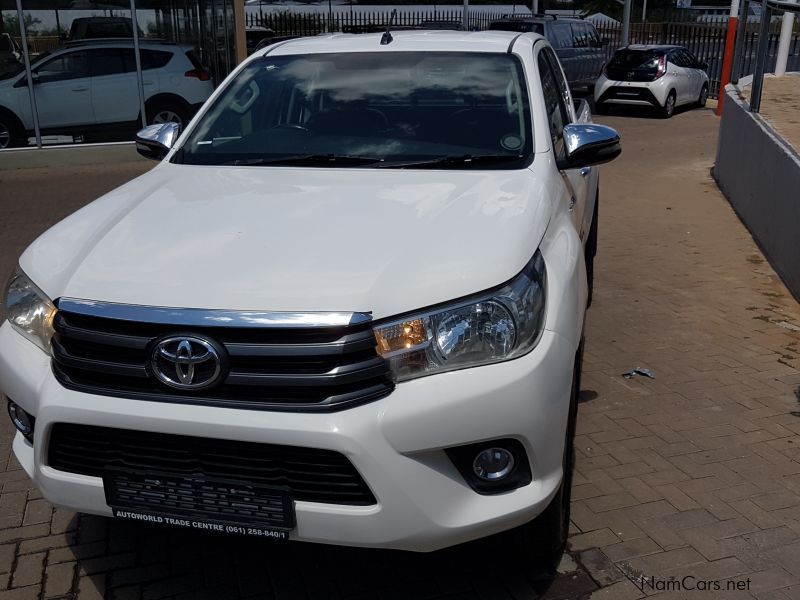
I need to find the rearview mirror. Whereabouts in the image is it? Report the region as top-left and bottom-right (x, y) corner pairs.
(135, 122), (181, 161)
(557, 123), (621, 170)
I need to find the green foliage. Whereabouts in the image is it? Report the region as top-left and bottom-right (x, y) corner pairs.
(2, 13), (42, 35)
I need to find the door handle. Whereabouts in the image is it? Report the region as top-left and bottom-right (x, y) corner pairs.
(71, 86), (88, 92)
(580, 166), (592, 177)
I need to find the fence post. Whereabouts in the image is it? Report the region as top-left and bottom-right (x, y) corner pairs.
(776, 0), (798, 75)
(750, 0), (773, 111)
(717, 0), (742, 113)
(621, 0), (632, 45)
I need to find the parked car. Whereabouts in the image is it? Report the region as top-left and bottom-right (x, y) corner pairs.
(68, 17), (143, 40)
(253, 34), (301, 52)
(0, 33), (22, 74)
(0, 30), (620, 562)
(489, 16), (606, 90)
(417, 19), (463, 30)
(594, 45), (710, 118)
(0, 39), (213, 149)
(245, 26), (275, 54)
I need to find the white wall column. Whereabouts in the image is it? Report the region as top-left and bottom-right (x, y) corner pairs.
(775, 0), (797, 76)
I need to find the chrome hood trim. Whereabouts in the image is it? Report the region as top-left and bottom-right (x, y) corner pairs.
(56, 298), (372, 328)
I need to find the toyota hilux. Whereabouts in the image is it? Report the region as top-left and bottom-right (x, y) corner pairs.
(0, 30), (620, 562)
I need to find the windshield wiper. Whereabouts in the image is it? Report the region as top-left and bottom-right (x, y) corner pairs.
(229, 154), (383, 167)
(378, 154), (526, 169)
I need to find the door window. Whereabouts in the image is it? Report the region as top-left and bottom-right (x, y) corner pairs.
(544, 46), (573, 122)
(34, 51), (90, 83)
(669, 50), (689, 68)
(538, 48), (570, 159)
(549, 22), (573, 49)
(585, 24), (602, 48)
(89, 49), (126, 77)
(119, 49), (174, 72)
(681, 49), (700, 68)
(570, 23), (590, 48)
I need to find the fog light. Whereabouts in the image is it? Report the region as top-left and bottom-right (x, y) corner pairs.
(473, 447), (515, 481)
(7, 400), (34, 442)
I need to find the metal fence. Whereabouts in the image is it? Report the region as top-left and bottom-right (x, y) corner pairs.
(245, 10), (506, 36)
(733, 0), (800, 111)
(245, 10), (800, 98)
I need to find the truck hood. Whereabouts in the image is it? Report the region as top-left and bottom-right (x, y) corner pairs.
(20, 163), (552, 320)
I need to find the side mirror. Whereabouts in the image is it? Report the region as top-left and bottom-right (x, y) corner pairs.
(135, 122), (181, 161)
(557, 123), (621, 170)
(13, 72), (38, 89)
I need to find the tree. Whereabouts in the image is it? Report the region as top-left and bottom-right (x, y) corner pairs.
(576, 0), (624, 19)
(2, 13), (43, 35)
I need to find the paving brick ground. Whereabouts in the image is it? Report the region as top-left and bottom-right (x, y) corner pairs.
(740, 73), (800, 153)
(0, 104), (798, 599)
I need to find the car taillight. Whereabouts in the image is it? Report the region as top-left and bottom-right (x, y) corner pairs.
(185, 69), (210, 81)
(654, 55), (667, 80)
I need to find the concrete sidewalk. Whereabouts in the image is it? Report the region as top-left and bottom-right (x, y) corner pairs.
(0, 107), (798, 599)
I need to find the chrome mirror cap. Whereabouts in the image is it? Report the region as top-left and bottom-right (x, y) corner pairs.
(135, 122), (181, 161)
(559, 123), (621, 171)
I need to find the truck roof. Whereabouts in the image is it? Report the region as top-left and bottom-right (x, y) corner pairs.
(260, 30), (544, 56)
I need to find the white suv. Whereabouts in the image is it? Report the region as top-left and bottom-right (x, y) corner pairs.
(0, 40), (214, 149)
(0, 31), (620, 562)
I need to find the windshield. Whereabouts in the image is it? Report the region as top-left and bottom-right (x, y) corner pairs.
(177, 51), (533, 169)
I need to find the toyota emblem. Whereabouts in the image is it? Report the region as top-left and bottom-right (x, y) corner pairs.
(151, 336), (224, 390)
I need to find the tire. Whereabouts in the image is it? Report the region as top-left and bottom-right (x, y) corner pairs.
(509, 343), (582, 569)
(0, 111), (24, 150)
(661, 90), (676, 118)
(697, 84), (708, 108)
(586, 195), (599, 308)
(146, 100), (189, 130)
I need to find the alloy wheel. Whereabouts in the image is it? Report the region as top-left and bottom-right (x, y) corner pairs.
(151, 110), (182, 126)
(0, 123), (11, 149)
(664, 93), (676, 118)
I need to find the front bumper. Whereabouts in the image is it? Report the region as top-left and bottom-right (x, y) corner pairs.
(0, 321), (574, 552)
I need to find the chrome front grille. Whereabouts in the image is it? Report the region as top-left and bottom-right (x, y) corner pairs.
(51, 300), (394, 412)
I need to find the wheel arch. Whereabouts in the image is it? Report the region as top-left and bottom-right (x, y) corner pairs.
(0, 104), (25, 133)
(144, 92), (190, 113)
(0, 105), (26, 148)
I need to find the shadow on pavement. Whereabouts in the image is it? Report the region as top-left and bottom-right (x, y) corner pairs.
(64, 511), (598, 599)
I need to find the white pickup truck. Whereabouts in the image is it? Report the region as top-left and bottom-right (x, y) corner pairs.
(1, 30), (619, 564)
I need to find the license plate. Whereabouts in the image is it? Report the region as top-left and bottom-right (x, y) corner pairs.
(103, 469), (295, 539)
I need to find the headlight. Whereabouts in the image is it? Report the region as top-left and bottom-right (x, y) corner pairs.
(4, 269), (56, 355)
(374, 251), (546, 382)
